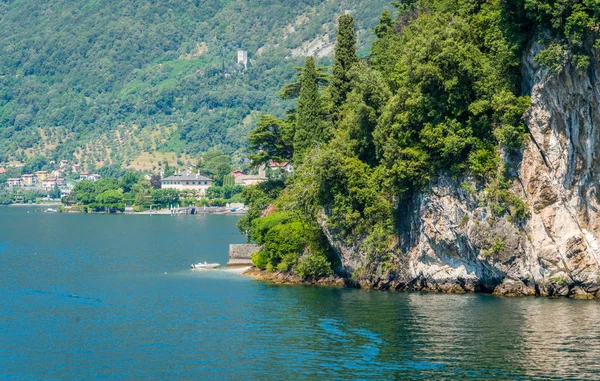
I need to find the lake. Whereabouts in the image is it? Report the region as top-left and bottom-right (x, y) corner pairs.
(1, 206), (599, 380)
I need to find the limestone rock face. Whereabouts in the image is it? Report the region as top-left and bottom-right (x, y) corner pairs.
(324, 43), (600, 297)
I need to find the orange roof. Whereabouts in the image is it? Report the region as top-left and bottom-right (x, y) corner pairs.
(7, 178), (21, 181)
(22, 174), (33, 177)
(80, 171), (90, 175)
(0, 168), (6, 174)
(269, 161), (289, 167)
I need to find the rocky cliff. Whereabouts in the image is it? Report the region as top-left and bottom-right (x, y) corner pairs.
(326, 43), (600, 298)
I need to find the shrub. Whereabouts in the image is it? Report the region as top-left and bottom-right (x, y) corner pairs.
(251, 249), (270, 269)
(251, 212), (295, 245)
(260, 222), (307, 271)
(296, 251), (333, 279)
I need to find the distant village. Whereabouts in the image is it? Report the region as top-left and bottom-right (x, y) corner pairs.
(0, 160), (100, 198)
(0, 158), (293, 203)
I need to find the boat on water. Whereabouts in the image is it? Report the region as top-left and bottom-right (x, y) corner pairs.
(45, 208), (58, 213)
(191, 261), (220, 270)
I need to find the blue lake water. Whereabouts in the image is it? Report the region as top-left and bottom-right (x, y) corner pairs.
(1, 206), (599, 380)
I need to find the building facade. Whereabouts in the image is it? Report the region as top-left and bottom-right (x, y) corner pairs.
(268, 161), (293, 173)
(21, 174), (34, 186)
(7, 178), (22, 187)
(237, 50), (248, 69)
(160, 173), (213, 195)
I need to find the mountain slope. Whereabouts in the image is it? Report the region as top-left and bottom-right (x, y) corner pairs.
(0, 0), (391, 168)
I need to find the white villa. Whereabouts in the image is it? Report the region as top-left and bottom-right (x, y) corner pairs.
(160, 172), (213, 196)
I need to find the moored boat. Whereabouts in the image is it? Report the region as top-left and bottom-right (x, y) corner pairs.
(191, 261), (220, 270)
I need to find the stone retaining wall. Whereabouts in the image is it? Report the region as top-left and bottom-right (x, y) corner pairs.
(228, 244), (260, 266)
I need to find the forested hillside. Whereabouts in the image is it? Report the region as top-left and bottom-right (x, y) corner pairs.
(0, 0), (390, 169)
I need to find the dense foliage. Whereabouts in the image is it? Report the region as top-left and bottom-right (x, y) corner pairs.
(0, 0), (392, 167)
(241, 0), (600, 280)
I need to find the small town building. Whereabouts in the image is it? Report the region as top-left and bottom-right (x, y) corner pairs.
(35, 171), (48, 181)
(42, 178), (65, 189)
(60, 160), (68, 168)
(79, 171), (90, 181)
(160, 172), (213, 195)
(231, 170), (244, 177)
(234, 165), (267, 186)
(7, 178), (22, 187)
(0, 168), (6, 174)
(88, 174), (101, 182)
(268, 161), (293, 173)
(21, 174), (34, 186)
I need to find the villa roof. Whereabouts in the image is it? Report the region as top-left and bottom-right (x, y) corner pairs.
(22, 174), (33, 177)
(269, 161), (290, 167)
(7, 178), (21, 181)
(161, 173), (213, 182)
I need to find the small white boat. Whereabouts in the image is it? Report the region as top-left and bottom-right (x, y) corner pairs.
(191, 261), (220, 270)
(45, 208), (58, 213)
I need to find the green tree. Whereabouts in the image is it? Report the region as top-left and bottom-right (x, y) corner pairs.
(222, 174), (235, 187)
(330, 14), (359, 109)
(72, 180), (96, 205)
(151, 188), (179, 207)
(196, 150), (232, 186)
(293, 56), (326, 165)
(248, 114), (294, 167)
(121, 171), (139, 193)
(371, 10), (403, 80)
(51, 184), (61, 199)
(163, 162), (175, 177)
(96, 189), (124, 205)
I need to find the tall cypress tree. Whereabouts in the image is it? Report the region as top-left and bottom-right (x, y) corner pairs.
(293, 56), (324, 166)
(330, 14), (358, 109)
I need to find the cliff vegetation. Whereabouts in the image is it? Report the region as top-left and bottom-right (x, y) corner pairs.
(241, 0), (600, 292)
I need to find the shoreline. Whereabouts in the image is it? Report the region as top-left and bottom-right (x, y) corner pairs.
(241, 267), (600, 299)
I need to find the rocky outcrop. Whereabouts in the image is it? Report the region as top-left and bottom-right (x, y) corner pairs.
(243, 267), (345, 287)
(324, 43), (600, 298)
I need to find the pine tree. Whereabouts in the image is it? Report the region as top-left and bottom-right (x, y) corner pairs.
(371, 10), (402, 80)
(374, 10), (394, 38)
(293, 56), (325, 165)
(330, 14), (358, 109)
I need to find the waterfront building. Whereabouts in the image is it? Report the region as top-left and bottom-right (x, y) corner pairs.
(160, 172), (213, 196)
